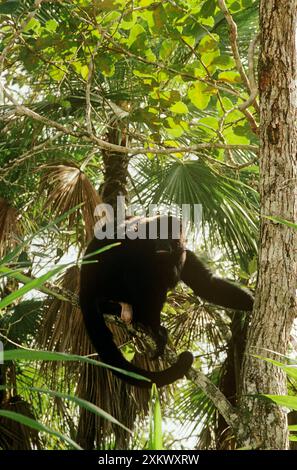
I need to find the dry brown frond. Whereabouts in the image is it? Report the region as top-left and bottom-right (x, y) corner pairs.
(0, 198), (22, 258)
(0, 396), (40, 450)
(39, 162), (101, 244)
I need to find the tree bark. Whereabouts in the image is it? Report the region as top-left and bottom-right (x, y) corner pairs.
(238, 0), (297, 449)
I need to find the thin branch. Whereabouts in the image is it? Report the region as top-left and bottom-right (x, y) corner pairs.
(238, 33), (260, 111)
(218, 0), (260, 115)
(85, 41), (102, 134)
(217, 0), (251, 93)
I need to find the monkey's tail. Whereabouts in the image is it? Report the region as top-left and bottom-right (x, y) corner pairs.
(79, 295), (193, 388)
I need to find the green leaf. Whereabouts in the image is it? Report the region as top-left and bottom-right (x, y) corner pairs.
(127, 24), (146, 47)
(28, 386), (131, 433)
(212, 54), (235, 70)
(0, 265), (68, 302)
(49, 66), (66, 81)
(149, 384), (163, 450)
(80, 65), (89, 80)
(263, 216), (297, 231)
(223, 128), (250, 144)
(170, 101), (189, 114)
(182, 35), (195, 48)
(0, 266), (64, 310)
(97, 53), (115, 77)
(139, 0), (155, 6)
(152, 4), (167, 30)
(198, 34), (219, 53)
(0, 410), (81, 449)
(0, 204), (83, 266)
(188, 82), (211, 110)
(200, 0), (216, 18)
(199, 116), (219, 131)
(45, 19), (58, 32)
(289, 425), (297, 431)
(229, 1), (241, 13)
(159, 39), (177, 60)
(3, 349), (151, 383)
(264, 395), (297, 411)
(218, 71), (242, 83)
(23, 17), (41, 33)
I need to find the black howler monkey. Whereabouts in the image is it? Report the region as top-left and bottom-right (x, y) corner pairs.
(79, 215), (253, 388)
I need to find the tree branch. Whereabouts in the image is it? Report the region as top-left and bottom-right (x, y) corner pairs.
(218, 0), (260, 114)
(0, 84), (258, 158)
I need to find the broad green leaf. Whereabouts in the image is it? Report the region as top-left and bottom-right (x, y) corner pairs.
(170, 102), (189, 114)
(216, 96), (234, 115)
(229, 1), (242, 13)
(159, 39), (177, 60)
(164, 126), (184, 138)
(198, 34), (219, 53)
(152, 4), (167, 30)
(139, 0), (155, 6)
(98, 53), (115, 77)
(182, 35), (195, 48)
(80, 65), (89, 80)
(127, 24), (146, 47)
(23, 17), (40, 33)
(0, 410), (81, 450)
(49, 66), (66, 81)
(218, 71), (242, 84)
(199, 116), (219, 130)
(200, 0), (216, 18)
(120, 19), (135, 31)
(145, 48), (157, 61)
(223, 128), (250, 145)
(188, 82), (211, 110)
(212, 54), (235, 70)
(45, 19), (58, 32)
(201, 49), (220, 68)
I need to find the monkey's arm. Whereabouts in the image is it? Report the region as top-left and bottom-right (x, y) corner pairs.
(181, 250), (254, 311)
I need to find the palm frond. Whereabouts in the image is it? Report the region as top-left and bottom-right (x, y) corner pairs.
(39, 163), (101, 244)
(131, 157), (258, 261)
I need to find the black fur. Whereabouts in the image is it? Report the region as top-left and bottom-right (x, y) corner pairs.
(79, 216), (253, 388)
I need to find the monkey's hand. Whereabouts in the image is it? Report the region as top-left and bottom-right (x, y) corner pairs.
(119, 302), (133, 324)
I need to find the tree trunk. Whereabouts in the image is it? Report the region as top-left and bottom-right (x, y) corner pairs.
(100, 126), (129, 208)
(237, 0), (297, 449)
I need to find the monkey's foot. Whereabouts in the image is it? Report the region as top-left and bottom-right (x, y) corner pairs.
(150, 326), (168, 360)
(119, 302), (133, 324)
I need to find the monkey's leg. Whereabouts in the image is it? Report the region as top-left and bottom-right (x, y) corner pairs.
(119, 302), (133, 324)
